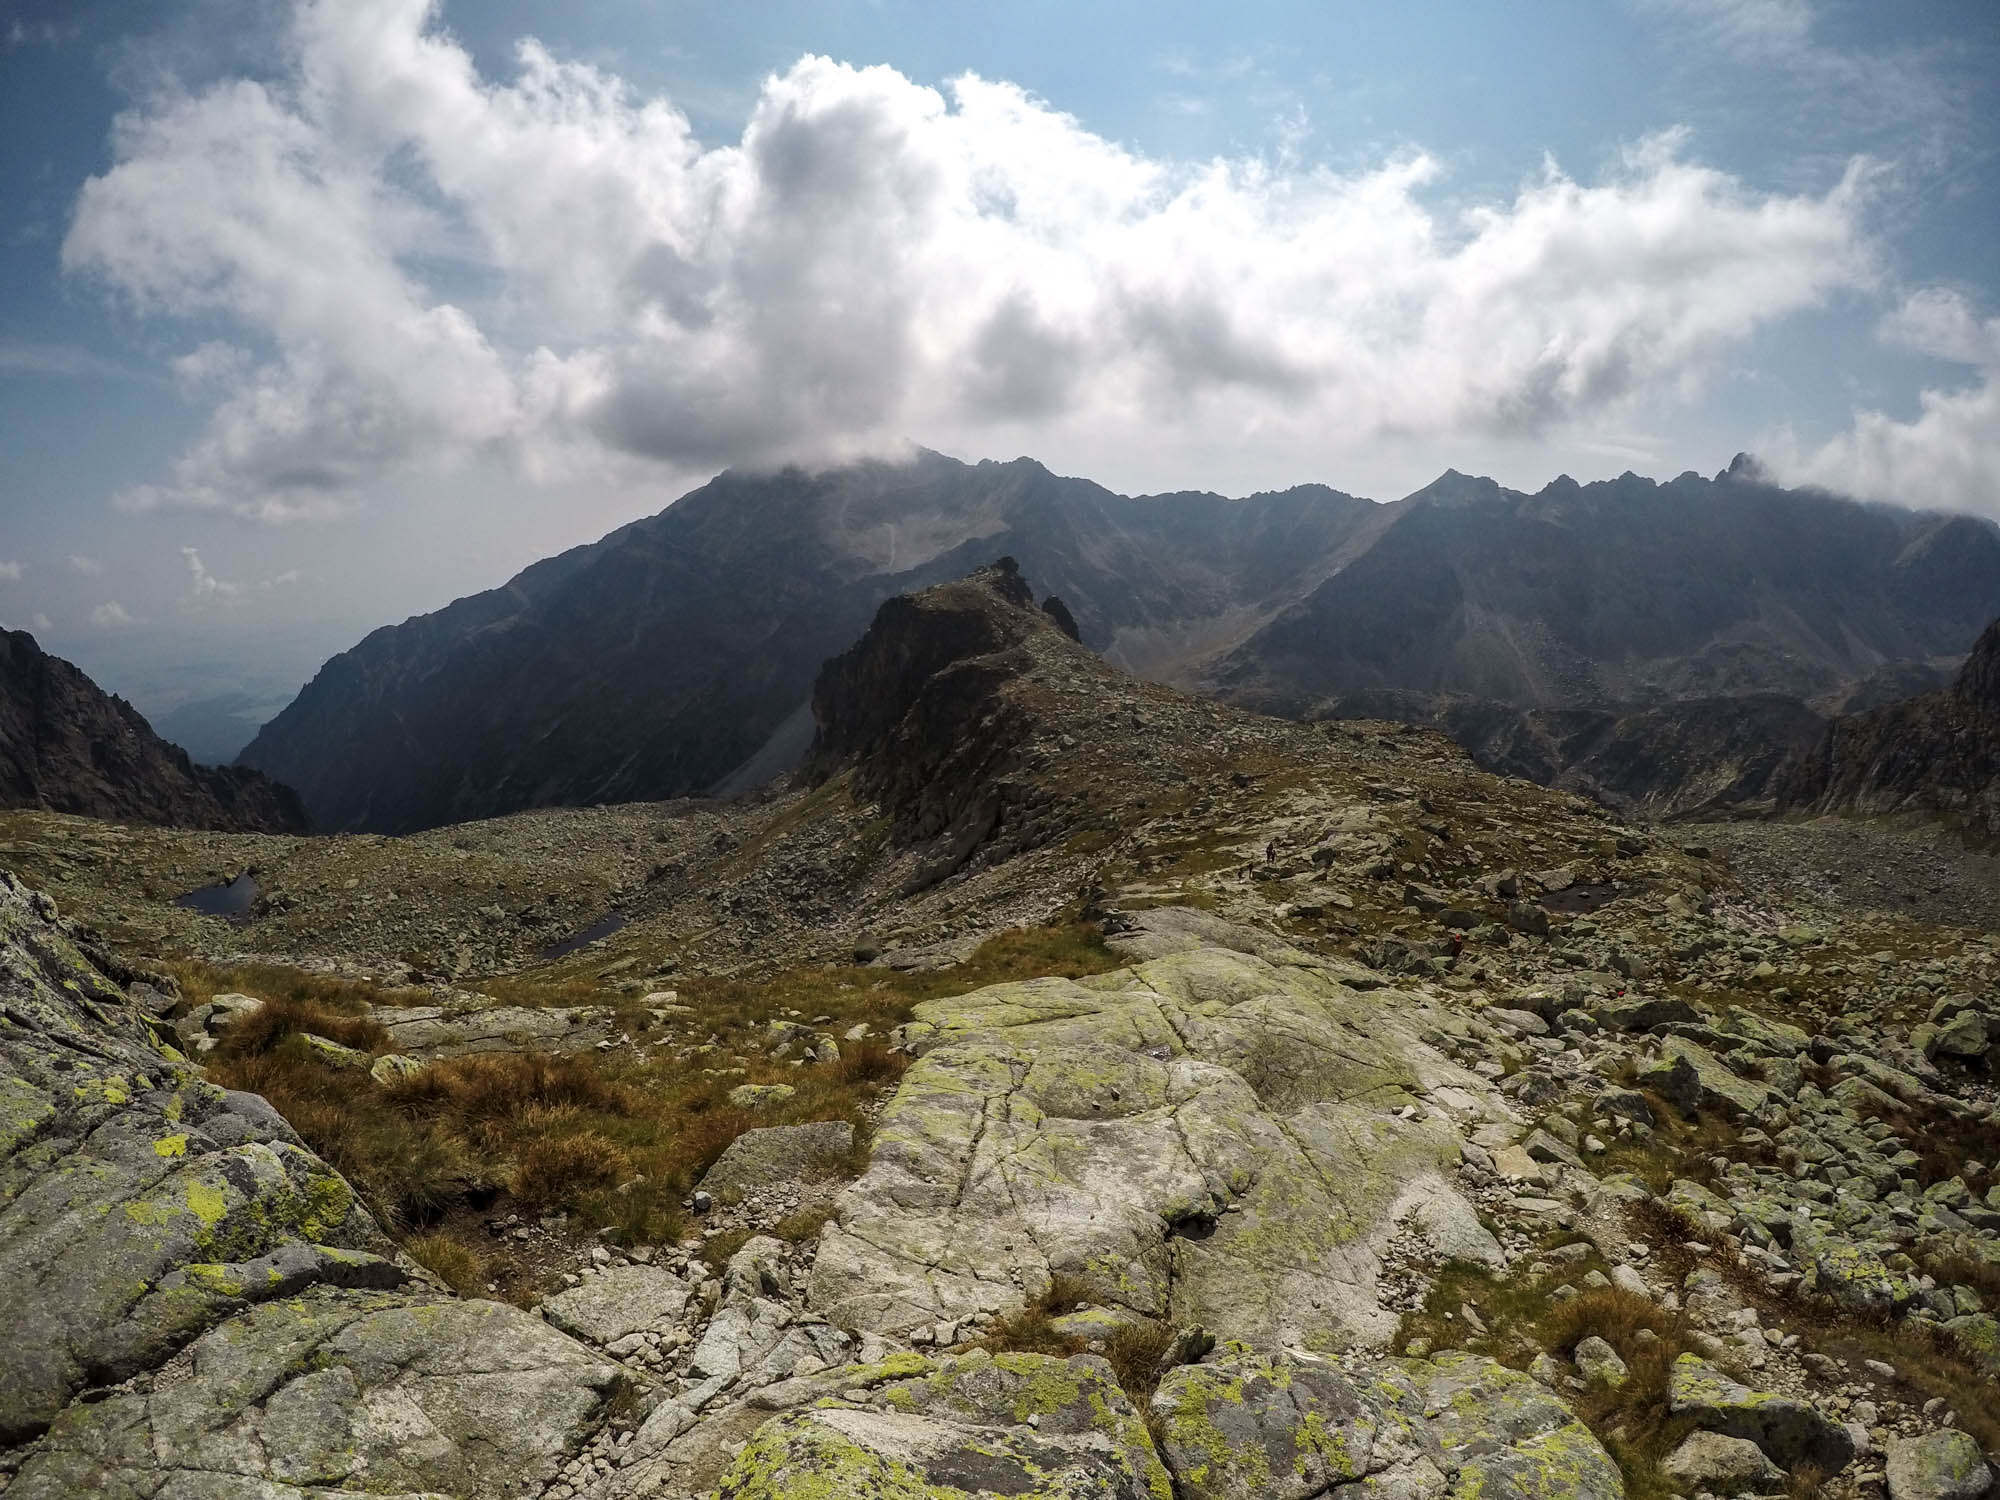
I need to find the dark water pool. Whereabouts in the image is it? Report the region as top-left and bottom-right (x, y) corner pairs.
(175, 872), (259, 921)
(1543, 881), (1623, 915)
(541, 910), (627, 961)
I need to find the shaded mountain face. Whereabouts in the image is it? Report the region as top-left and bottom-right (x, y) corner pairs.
(1778, 615), (2000, 838)
(1325, 689), (1831, 822)
(241, 450), (2000, 834)
(239, 453), (1382, 833)
(1205, 466), (2000, 712)
(0, 631), (308, 833)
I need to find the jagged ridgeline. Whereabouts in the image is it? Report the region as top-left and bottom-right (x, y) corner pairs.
(237, 452), (2000, 834)
(3, 561), (1998, 1500)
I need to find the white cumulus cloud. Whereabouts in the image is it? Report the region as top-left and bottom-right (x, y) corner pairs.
(65, 0), (1879, 521)
(90, 601), (137, 628)
(69, 554), (102, 576)
(1779, 288), (2000, 517)
(0, 561), (21, 581)
(182, 546), (302, 604)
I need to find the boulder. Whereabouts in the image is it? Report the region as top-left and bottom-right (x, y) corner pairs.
(10, 1289), (619, 1500)
(1148, 1349), (1620, 1500)
(1574, 1335), (1629, 1387)
(1594, 994), (1699, 1033)
(538, 1263), (691, 1346)
(1662, 1431), (1788, 1494)
(707, 1350), (1170, 1500)
(1794, 1223), (1916, 1316)
(1667, 1354), (1854, 1471)
(727, 1083), (797, 1110)
(1885, 1430), (1996, 1500)
(371, 1002), (623, 1059)
(699, 1120), (855, 1198)
(0, 873), (623, 1493)
(1150, 1348), (1380, 1500)
(1928, 1012), (1990, 1060)
(1643, 1037), (1772, 1119)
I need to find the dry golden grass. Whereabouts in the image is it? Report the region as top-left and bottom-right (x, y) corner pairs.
(193, 923), (1113, 1300)
(215, 995), (393, 1057)
(1101, 1321), (1176, 1406)
(165, 957), (428, 1012)
(978, 1272), (1176, 1407)
(407, 1230), (486, 1296)
(511, 1132), (632, 1208)
(1394, 1253), (1705, 1500)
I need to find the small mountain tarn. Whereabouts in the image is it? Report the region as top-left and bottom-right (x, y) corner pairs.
(542, 909), (629, 961)
(173, 870), (259, 921)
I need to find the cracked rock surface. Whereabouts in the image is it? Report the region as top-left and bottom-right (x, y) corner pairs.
(0, 871), (620, 1495)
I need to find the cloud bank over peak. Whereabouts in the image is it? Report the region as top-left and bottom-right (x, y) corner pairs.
(1778, 288), (2000, 514)
(65, 0), (1885, 522)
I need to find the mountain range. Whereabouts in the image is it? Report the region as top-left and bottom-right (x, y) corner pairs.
(237, 450), (2000, 834)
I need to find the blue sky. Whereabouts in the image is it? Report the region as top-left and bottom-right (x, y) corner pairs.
(2, 0), (1997, 733)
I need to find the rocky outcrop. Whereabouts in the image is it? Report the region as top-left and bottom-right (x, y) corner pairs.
(808, 922), (1507, 1350)
(802, 557), (1083, 854)
(1781, 615), (2000, 838)
(0, 629), (307, 832)
(0, 872), (620, 1493)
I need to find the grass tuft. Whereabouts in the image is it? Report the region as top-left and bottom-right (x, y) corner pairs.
(512, 1131), (632, 1209)
(407, 1230), (486, 1296)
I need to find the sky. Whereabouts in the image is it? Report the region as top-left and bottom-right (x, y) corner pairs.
(2, 0), (1997, 739)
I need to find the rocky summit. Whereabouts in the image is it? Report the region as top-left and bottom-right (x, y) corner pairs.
(2, 561), (1998, 1500)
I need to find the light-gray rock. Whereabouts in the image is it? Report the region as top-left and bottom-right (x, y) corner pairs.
(709, 1348), (1171, 1499)
(698, 1119), (855, 1198)
(1928, 1013), (1990, 1060)
(371, 1002), (622, 1059)
(1886, 1430), (1996, 1500)
(811, 935), (1505, 1349)
(0, 873), (624, 1496)
(10, 1288), (620, 1500)
(727, 1082), (797, 1110)
(685, 1235), (852, 1389)
(538, 1262), (691, 1346)
(1663, 1431), (1789, 1494)
(1574, 1334), (1629, 1386)
(0, 874), (396, 1444)
(1151, 1348), (1381, 1500)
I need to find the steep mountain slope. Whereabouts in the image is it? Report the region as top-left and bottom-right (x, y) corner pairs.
(239, 453), (1381, 833)
(0, 630), (307, 832)
(241, 449), (2000, 834)
(1780, 614), (2000, 836)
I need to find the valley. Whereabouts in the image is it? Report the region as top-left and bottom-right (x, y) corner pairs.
(2, 562), (1996, 1500)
